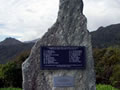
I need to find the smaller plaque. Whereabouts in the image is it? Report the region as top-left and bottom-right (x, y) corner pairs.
(53, 76), (74, 87)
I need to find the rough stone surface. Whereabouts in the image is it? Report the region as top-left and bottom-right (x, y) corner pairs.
(22, 0), (96, 90)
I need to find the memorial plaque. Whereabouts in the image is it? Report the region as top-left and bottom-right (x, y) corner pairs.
(40, 46), (86, 69)
(53, 76), (74, 87)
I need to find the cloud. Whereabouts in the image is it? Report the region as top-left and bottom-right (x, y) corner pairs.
(84, 0), (120, 30)
(0, 0), (120, 41)
(0, 0), (59, 41)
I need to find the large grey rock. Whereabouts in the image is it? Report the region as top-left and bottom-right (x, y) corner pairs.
(22, 0), (96, 90)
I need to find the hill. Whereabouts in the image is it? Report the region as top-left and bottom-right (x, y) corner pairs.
(91, 23), (120, 48)
(0, 37), (22, 46)
(0, 38), (34, 64)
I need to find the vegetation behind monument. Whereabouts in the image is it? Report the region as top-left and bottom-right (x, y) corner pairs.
(0, 47), (120, 89)
(94, 47), (120, 88)
(0, 51), (30, 88)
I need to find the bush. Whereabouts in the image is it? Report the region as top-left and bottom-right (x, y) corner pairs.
(1, 62), (22, 88)
(93, 47), (120, 88)
(110, 65), (120, 88)
(0, 51), (30, 88)
(0, 65), (4, 88)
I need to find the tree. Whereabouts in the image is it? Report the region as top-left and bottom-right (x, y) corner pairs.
(0, 50), (30, 88)
(0, 64), (4, 87)
(93, 47), (120, 88)
(2, 62), (22, 87)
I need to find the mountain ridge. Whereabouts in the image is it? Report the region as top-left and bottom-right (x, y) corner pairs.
(0, 38), (34, 64)
(0, 37), (22, 46)
(91, 23), (120, 48)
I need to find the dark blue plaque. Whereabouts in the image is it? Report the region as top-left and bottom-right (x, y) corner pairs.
(40, 46), (86, 69)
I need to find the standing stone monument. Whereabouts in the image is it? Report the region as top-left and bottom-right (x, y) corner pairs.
(22, 0), (96, 90)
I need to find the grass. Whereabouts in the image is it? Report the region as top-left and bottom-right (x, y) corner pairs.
(96, 84), (119, 90)
(0, 88), (21, 90)
(0, 85), (119, 90)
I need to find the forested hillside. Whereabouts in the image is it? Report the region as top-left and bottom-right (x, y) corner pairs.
(91, 23), (120, 48)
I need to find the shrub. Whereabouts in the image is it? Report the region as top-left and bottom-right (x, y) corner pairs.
(1, 62), (22, 88)
(93, 47), (120, 88)
(0, 51), (30, 88)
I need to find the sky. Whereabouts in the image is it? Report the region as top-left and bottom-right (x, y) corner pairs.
(0, 0), (120, 42)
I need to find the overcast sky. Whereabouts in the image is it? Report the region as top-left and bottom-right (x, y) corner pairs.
(0, 0), (120, 41)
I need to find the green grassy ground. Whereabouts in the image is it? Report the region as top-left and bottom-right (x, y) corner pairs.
(0, 88), (21, 90)
(0, 85), (119, 90)
(96, 84), (119, 90)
